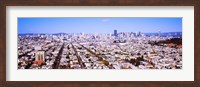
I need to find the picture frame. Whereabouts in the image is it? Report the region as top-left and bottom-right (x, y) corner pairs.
(0, 0), (199, 87)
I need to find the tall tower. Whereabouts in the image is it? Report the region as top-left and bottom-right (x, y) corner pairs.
(114, 30), (118, 37)
(137, 31), (141, 37)
(158, 30), (161, 37)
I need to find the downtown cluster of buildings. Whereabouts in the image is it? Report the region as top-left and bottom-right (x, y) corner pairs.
(18, 30), (182, 69)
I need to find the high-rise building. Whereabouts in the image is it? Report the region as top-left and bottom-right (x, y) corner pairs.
(158, 30), (161, 37)
(114, 30), (118, 37)
(137, 31), (142, 37)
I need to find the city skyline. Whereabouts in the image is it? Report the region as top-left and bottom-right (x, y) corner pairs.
(18, 18), (182, 69)
(18, 18), (182, 34)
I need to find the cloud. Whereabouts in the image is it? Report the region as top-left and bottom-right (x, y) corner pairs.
(101, 19), (110, 22)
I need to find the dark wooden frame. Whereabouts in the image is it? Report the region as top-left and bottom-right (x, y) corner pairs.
(0, 0), (199, 87)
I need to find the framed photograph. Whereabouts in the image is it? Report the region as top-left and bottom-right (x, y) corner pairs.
(1, 0), (199, 87)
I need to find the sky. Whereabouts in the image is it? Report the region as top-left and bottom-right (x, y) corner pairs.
(18, 18), (182, 34)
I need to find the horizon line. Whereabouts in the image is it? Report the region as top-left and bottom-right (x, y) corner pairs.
(18, 31), (182, 34)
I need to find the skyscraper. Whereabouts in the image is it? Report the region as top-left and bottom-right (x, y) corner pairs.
(137, 31), (142, 37)
(158, 30), (161, 37)
(114, 30), (118, 37)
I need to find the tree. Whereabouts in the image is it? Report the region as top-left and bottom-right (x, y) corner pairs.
(66, 54), (70, 59)
(125, 59), (129, 62)
(88, 59), (91, 62)
(102, 60), (109, 66)
(135, 61), (140, 66)
(85, 54), (90, 58)
(130, 59), (136, 65)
